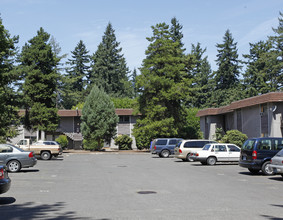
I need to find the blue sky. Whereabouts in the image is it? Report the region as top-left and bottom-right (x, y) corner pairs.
(1, 0), (282, 72)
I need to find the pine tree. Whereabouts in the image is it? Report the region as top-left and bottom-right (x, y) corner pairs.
(88, 23), (133, 97)
(62, 40), (90, 109)
(211, 29), (242, 107)
(81, 85), (118, 149)
(242, 40), (273, 97)
(133, 22), (194, 148)
(19, 27), (59, 133)
(0, 16), (20, 142)
(131, 68), (138, 97)
(190, 43), (213, 108)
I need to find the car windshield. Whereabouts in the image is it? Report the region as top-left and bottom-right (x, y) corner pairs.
(202, 144), (211, 150)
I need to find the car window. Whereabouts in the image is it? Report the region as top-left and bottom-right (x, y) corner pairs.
(274, 139), (283, 151)
(228, 145), (240, 152)
(156, 140), (167, 145)
(214, 145), (227, 152)
(184, 141), (203, 148)
(242, 140), (255, 150)
(257, 139), (272, 151)
(202, 144), (211, 151)
(0, 145), (13, 153)
(169, 139), (178, 145)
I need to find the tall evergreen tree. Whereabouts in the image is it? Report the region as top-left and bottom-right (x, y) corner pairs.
(268, 12), (283, 91)
(242, 40), (273, 97)
(190, 43), (213, 108)
(211, 29), (242, 107)
(88, 23), (133, 97)
(170, 17), (184, 49)
(62, 40), (90, 109)
(81, 85), (118, 150)
(0, 16), (20, 142)
(19, 27), (59, 134)
(133, 22), (194, 148)
(215, 29), (241, 90)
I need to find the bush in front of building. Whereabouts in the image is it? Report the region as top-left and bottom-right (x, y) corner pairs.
(221, 130), (248, 147)
(56, 135), (68, 149)
(82, 139), (101, 151)
(114, 135), (133, 150)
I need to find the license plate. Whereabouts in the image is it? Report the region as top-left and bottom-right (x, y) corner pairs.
(242, 156), (246, 160)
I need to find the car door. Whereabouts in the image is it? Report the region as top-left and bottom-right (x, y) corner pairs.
(214, 145), (229, 161)
(227, 145), (241, 161)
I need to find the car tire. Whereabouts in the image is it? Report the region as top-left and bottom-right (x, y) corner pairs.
(206, 157), (216, 165)
(160, 150), (170, 158)
(7, 160), (21, 172)
(248, 168), (260, 174)
(186, 154), (193, 162)
(41, 151), (52, 160)
(262, 161), (274, 175)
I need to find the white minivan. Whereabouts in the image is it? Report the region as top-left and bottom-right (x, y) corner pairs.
(174, 140), (216, 161)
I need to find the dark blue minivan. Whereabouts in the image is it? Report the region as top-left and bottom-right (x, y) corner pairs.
(239, 137), (283, 175)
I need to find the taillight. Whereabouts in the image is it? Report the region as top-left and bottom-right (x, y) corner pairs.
(154, 146), (156, 150)
(196, 153), (199, 156)
(179, 149), (182, 153)
(29, 152), (34, 158)
(0, 168), (4, 180)
(252, 151), (257, 160)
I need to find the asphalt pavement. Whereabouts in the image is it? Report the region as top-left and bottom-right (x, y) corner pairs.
(1, 152), (283, 220)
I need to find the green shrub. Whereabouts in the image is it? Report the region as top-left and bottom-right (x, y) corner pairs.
(114, 135), (133, 150)
(221, 130), (248, 147)
(82, 139), (102, 151)
(55, 135), (68, 149)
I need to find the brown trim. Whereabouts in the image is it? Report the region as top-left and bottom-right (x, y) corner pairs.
(196, 92), (283, 117)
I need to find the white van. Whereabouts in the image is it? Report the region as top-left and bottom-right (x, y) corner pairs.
(174, 140), (216, 161)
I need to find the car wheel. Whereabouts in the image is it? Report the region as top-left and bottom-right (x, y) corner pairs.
(262, 161), (274, 175)
(248, 168), (260, 174)
(206, 157), (216, 165)
(41, 151), (52, 160)
(7, 160), (21, 172)
(160, 150), (170, 158)
(186, 154), (193, 162)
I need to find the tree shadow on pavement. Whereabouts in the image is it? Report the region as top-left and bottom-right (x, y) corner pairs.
(0, 201), (110, 220)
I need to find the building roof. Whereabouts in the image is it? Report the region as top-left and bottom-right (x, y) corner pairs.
(19, 109), (137, 117)
(196, 92), (283, 117)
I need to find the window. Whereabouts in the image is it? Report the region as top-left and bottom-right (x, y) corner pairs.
(184, 141), (211, 148)
(257, 139), (272, 151)
(18, 139), (28, 145)
(214, 145), (227, 152)
(156, 140), (167, 145)
(169, 139), (178, 145)
(242, 140), (255, 150)
(228, 145), (240, 152)
(274, 139), (283, 151)
(203, 144), (211, 151)
(0, 145), (13, 153)
(119, 116), (130, 123)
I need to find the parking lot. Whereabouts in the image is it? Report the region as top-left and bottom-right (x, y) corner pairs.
(1, 152), (283, 220)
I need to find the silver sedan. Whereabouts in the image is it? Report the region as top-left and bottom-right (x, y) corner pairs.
(0, 144), (37, 172)
(270, 149), (283, 178)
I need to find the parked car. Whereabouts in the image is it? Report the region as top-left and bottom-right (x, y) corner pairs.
(16, 139), (62, 160)
(190, 143), (241, 165)
(270, 149), (283, 178)
(239, 137), (283, 175)
(151, 138), (183, 158)
(174, 140), (217, 161)
(0, 144), (37, 172)
(0, 165), (11, 194)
